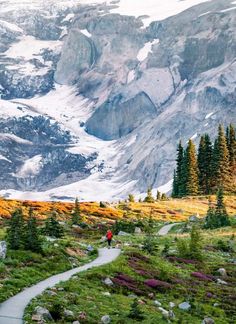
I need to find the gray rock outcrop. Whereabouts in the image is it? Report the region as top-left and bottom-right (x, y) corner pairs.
(0, 241), (7, 259)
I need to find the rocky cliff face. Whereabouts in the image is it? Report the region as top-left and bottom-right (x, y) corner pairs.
(0, 0), (235, 200)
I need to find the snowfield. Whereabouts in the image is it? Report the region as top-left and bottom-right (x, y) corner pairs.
(5, 36), (62, 61)
(111, 0), (211, 27)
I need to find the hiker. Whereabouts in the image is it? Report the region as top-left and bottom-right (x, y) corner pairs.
(106, 229), (113, 248)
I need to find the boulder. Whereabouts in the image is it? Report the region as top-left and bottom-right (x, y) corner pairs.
(73, 321), (81, 324)
(101, 315), (111, 324)
(34, 306), (53, 321)
(202, 317), (215, 324)
(178, 302), (191, 311)
(134, 227), (142, 234)
(64, 309), (74, 318)
(158, 307), (169, 319)
(118, 231), (129, 236)
(217, 268), (227, 277)
(189, 214), (199, 222)
(217, 278), (227, 285)
(45, 290), (57, 296)
(154, 300), (162, 307)
(86, 245), (94, 252)
(0, 241), (7, 259)
(31, 314), (42, 321)
(138, 299), (145, 305)
(102, 292), (111, 297)
(169, 302), (175, 308)
(103, 278), (113, 286)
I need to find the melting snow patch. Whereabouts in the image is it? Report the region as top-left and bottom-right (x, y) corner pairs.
(5, 36), (62, 60)
(0, 133), (32, 145)
(205, 112), (214, 119)
(157, 180), (173, 194)
(198, 11), (211, 17)
(0, 154), (11, 163)
(127, 70), (135, 84)
(80, 29), (92, 38)
(191, 133), (198, 140)
(0, 19), (23, 33)
(220, 6), (236, 13)
(62, 13), (74, 22)
(17, 155), (43, 177)
(137, 39), (159, 62)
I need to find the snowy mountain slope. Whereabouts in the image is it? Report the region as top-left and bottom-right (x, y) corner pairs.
(0, 0), (235, 201)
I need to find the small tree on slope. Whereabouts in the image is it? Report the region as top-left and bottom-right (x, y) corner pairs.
(24, 208), (42, 253)
(72, 197), (81, 225)
(215, 188), (230, 227)
(7, 208), (24, 250)
(44, 210), (64, 238)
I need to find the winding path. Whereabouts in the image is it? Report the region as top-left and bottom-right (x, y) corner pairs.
(0, 248), (121, 324)
(158, 223), (179, 236)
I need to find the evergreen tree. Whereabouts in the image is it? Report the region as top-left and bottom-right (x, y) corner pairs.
(214, 125), (231, 191)
(144, 188), (155, 203)
(72, 198), (81, 225)
(227, 124), (236, 191)
(215, 188), (230, 227)
(7, 208), (24, 250)
(179, 148), (188, 196)
(128, 194), (135, 203)
(189, 225), (203, 261)
(198, 136), (206, 194)
(156, 190), (162, 200)
(128, 299), (144, 320)
(211, 138), (219, 192)
(44, 210), (64, 238)
(204, 134), (213, 194)
(205, 189), (230, 229)
(161, 193), (167, 200)
(204, 198), (217, 229)
(176, 141), (184, 197)
(24, 208), (41, 253)
(171, 170), (178, 198)
(185, 140), (199, 196)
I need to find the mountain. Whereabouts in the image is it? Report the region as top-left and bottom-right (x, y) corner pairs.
(0, 0), (235, 201)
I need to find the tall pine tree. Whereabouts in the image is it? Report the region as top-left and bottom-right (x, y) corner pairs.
(198, 136), (206, 194)
(185, 140), (199, 196)
(227, 124), (236, 191)
(204, 134), (213, 194)
(7, 208), (24, 250)
(215, 125), (231, 191)
(171, 170), (178, 197)
(176, 141), (184, 197)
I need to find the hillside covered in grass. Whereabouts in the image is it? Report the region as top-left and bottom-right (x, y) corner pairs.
(0, 196), (235, 223)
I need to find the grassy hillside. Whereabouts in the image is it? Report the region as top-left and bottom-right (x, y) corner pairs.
(24, 227), (236, 324)
(0, 196), (235, 223)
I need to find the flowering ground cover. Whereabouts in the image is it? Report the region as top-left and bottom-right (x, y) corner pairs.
(24, 227), (236, 323)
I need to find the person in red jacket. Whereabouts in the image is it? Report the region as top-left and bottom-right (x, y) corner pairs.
(106, 230), (113, 248)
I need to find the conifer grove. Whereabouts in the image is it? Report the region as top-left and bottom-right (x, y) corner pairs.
(172, 124), (236, 197)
